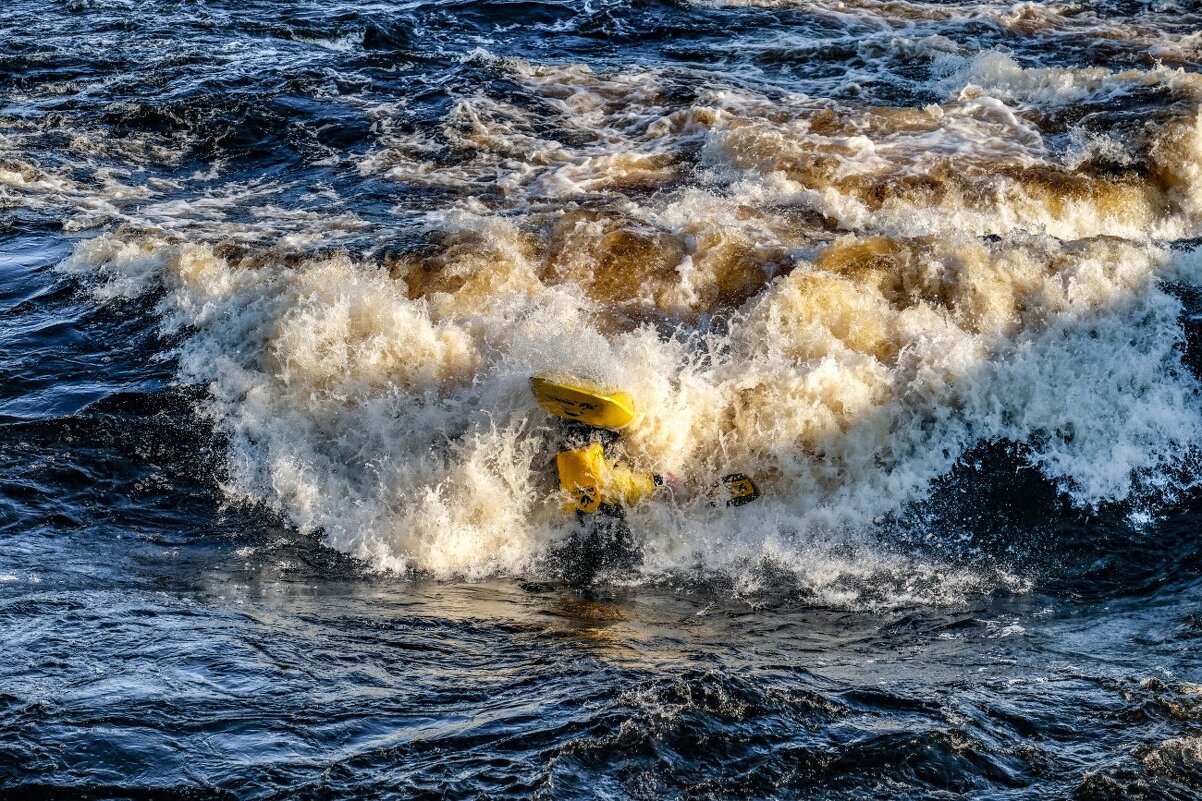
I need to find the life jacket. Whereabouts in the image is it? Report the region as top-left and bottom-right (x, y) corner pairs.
(556, 442), (657, 514)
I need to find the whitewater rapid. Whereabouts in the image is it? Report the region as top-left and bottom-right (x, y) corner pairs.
(9, 2), (1196, 604)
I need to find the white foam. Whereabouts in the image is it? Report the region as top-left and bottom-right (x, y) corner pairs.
(59, 217), (1202, 606)
(941, 50), (1202, 107)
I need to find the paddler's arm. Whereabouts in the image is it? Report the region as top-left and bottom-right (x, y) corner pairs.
(556, 441), (662, 512)
(603, 463), (660, 508)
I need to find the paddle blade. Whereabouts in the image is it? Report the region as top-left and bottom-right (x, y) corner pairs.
(720, 473), (761, 506)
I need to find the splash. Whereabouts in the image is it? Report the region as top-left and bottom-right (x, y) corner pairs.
(59, 224), (1200, 602)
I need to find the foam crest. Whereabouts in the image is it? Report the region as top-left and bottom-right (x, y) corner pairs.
(944, 50), (1202, 106)
(60, 210), (1202, 605)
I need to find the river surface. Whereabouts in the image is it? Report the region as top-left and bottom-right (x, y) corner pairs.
(4, 1), (1202, 797)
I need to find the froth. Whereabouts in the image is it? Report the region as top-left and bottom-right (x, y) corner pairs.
(60, 213), (1202, 605)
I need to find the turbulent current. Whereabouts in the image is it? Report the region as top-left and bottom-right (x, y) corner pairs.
(5, 0), (1202, 798)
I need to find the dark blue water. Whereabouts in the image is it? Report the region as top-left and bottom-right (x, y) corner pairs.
(5, 1), (1202, 798)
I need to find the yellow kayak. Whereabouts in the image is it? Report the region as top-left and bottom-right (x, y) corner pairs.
(530, 372), (636, 430)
